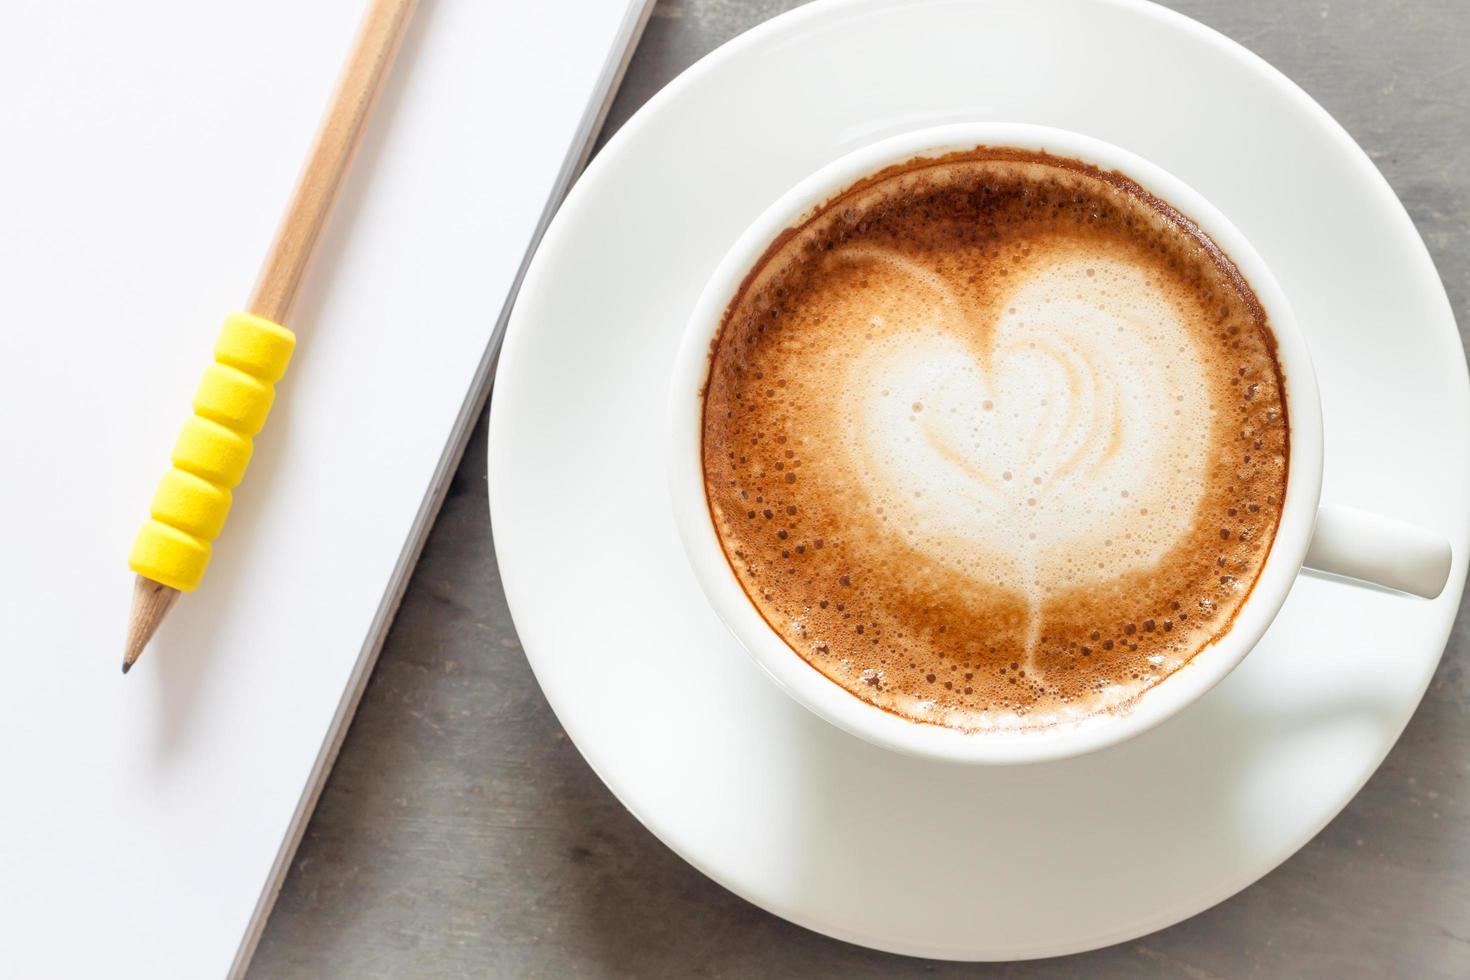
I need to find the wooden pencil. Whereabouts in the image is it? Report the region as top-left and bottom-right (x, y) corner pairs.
(123, 0), (418, 673)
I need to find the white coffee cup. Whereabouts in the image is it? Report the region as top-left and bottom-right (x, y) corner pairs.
(667, 123), (1452, 765)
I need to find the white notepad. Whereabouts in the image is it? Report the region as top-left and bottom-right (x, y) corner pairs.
(0, 1), (650, 974)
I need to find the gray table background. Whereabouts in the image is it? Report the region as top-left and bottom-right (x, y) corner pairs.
(252, 1), (1470, 976)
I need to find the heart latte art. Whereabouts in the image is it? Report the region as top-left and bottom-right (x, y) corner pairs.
(842, 249), (1213, 607)
(702, 150), (1288, 731)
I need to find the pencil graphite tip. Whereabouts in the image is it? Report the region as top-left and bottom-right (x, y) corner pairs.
(123, 574), (180, 676)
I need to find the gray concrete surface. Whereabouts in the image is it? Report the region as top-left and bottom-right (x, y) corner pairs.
(251, 1), (1470, 976)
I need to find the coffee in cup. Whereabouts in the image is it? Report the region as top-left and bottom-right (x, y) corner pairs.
(700, 148), (1289, 732)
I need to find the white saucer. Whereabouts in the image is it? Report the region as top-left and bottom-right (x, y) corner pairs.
(489, 0), (1469, 960)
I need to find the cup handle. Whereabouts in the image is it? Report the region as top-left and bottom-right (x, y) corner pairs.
(1302, 502), (1452, 599)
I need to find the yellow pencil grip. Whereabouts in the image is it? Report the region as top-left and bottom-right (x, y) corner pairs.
(128, 312), (295, 592)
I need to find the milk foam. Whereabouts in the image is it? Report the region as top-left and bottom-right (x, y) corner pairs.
(838, 249), (1214, 656)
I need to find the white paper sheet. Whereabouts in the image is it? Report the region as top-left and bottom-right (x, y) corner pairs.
(0, 0), (649, 974)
